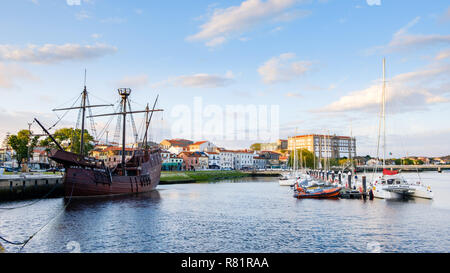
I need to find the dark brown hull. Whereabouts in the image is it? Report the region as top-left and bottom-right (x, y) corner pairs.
(64, 163), (161, 197)
(49, 148), (162, 198)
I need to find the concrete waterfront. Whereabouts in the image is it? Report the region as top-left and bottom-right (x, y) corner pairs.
(0, 174), (63, 201)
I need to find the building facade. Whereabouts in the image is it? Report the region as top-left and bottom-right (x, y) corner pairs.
(188, 141), (217, 153)
(287, 134), (356, 160)
(178, 151), (209, 170)
(206, 152), (220, 169)
(218, 150), (235, 170)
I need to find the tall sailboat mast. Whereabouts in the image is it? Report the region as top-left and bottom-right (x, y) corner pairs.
(382, 58), (387, 167)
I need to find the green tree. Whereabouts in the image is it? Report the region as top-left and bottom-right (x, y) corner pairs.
(8, 130), (38, 167)
(250, 143), (261, 151)
(415, 159), (424, 165)
(40, 128), (94, 155)
(403, 158), (414, 165)
(288, 148), (316, 169)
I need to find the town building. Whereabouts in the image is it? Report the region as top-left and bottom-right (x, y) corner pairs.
(259, 151), (282, 169)
(160, 139), (193, 152)
(161, 151), (184, 171)
(259, 139), (288, 152)
(233, 150), (255, 170)
(188, 141), (217, 153)
(287, 134), (356, 160)
(253, 156), (267, 170)
(178, 151), (209, 171)
(30, 147), (51, 170)
(93, 146), (134, 168)
(218, 149), (235, 170)
(205, 152), (220, 169)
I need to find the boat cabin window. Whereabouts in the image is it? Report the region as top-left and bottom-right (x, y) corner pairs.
(387, 179), (394, 185)
(381, 179), (386, 184)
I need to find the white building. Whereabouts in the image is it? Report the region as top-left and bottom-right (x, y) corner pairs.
(233, 150), (254, 170)
(219, 150), (235, 170)
(206, 152), (220, 169)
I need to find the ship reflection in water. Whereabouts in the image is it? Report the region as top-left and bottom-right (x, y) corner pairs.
(0, 172), (449, 253)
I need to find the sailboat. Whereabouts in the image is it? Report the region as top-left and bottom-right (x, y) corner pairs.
(35, 77), (163, 198)
(371, 59), (415, 199)
(279, 133), (301, 186)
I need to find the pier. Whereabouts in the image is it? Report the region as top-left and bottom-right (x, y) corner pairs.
(0, 174), (64, 201)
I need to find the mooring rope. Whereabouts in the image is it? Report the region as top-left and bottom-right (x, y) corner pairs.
(0, 182), (74, 252)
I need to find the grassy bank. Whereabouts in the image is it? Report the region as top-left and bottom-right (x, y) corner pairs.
(160, 170), (250, 184)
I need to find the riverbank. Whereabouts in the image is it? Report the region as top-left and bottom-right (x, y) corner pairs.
(160, 170), (251, 184)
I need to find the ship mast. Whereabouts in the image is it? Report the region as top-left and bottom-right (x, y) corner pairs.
(52, 70), (113, 156)
(119, 88), (131, 176)
(143, 94), (159, 148)
(87, 89), (164, 176)
(80, 70), (87, 156)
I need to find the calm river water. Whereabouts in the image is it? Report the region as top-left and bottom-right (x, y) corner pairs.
(1, 171), (449, 253)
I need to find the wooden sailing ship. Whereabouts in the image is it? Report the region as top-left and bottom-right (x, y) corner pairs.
(35, 81), (163, 198)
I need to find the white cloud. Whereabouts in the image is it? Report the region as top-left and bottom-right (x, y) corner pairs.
(0, 63), (38, 89)
(0, 43), (117, 64)
(187, 0), (302, 47)
(435, 48), (450, 60)
(368, 17), (450, 53)
(66, 0), (81, 6)
(366, 0), (381, 6)
(172, 71), (234, 88)
(258, 53), (312, 84)
(285, 92), (302, 98)
(318, 63), (450, 113)
(116, 74), (149, 89)
(91, 33), (101, 39)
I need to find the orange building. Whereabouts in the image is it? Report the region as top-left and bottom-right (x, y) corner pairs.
(287, 134), (356, 159)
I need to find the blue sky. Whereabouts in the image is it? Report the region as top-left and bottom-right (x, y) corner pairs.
(1, 0), (449, 157)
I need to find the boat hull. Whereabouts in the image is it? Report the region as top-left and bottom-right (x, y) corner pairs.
(64, 163), (161, 197)
(409, 185), (433, 199)
(279, 178), (296, 186)
(49, 148), (162, 198)
(294, 187), (341, 199)
(372, 185), (414, 199)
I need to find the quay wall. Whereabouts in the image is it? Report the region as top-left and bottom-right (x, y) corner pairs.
(0, 174), (64, 201)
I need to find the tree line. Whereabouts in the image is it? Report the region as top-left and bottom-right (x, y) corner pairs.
(7, 128), (94, 167)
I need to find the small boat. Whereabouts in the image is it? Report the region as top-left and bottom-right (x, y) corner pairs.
(293, 182), (341, 199)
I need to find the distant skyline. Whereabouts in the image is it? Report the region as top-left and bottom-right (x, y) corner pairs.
(1, 0), (450, 157)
